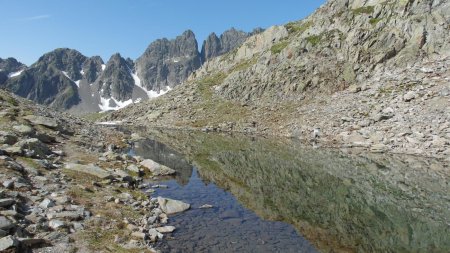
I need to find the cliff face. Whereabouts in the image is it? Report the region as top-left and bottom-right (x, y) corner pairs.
(135, 30), (202, 93)
(95, 53), (135, 101)
(200, 28), (257, 63)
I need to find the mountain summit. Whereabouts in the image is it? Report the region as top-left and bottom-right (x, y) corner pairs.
(0, 28), (253, 113)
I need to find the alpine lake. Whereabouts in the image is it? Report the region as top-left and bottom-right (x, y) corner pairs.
(125, 128), (450, 253)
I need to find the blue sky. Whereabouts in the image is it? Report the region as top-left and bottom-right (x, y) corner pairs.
(0, 0), (325, 65)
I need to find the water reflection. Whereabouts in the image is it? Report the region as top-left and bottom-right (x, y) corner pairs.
(135, 129), (450, 253)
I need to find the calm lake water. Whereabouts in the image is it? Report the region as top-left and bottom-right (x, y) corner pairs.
(130, 130), (450, 253)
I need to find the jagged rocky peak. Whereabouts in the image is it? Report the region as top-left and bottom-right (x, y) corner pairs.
(81, 56), (104, 84)
(135, 30), (201, 92)
(0, 57), (26, 84)
(34, 48), (87, 81)
(201, 28), (262, 62)
(0, 48), (85, 109)
(96, 53), (135, 101)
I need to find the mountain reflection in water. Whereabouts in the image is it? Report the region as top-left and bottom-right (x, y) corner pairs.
(132, 129), (450, 253)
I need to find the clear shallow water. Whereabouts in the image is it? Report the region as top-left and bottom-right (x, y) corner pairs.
(132, 130), (450, 253)
(150, 169), (317, 253)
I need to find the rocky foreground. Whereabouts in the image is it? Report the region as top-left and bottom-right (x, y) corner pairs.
(0, 90), (190, 252)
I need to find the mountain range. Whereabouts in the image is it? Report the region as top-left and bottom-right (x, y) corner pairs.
(0, 28), (261, 113)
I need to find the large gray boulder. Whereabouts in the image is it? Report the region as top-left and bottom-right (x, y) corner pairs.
(64, 163), (113, 179)
(140, 159), (176, 176)
(0, 235), (18, 251)
(157, 197), (190, 214)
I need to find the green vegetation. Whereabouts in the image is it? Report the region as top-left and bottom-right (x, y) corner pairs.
(369, 18), (383, 25)
(271, 41), (289, 54)
(197, 72), (228, 98)
(285, 21), (313, 34)
(306, 35), (322, 47)
(352, 6), (375, 15)
(230, 57), (257, 73)
(82, 112), (107, 122)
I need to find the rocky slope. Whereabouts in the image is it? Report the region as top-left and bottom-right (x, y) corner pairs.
(107, 0), (450, 159)
(0, 89), (192, 252)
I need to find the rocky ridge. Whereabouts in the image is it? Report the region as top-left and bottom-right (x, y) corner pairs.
(107, 0), (450, 160)
(1, 28), (255, 113)
(0, 89), (190, 252)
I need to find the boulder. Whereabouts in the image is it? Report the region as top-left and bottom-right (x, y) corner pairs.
(12, 125), (34, 136)
(48, 220), (66, 230)
(0, 199), (15, 208)
(15, 138), (52, 158)
(39, 198), (55, 209)
(0, 235), (18, 251)
(156, 226), (176, 233)
(140, 159), (176, 176)
(0, 132), (17, 145)
(0, 216), (14, 230)
(157, 197), (190, 215)
(23, 115), (59, 129)
(64, 163), (114, 179)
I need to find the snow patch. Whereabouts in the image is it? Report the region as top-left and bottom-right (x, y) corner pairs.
(75, 80), (81, 88)
(98, 96), (133, 112)
(62, 71), (71, 79)
(101, 64), (106, 71)
(134, 98), (142, 104)
(8, 70), (24, 78)
(95, 121), (123, 126)
(80, 69), (85, 75)
(131, 71), (171, 99)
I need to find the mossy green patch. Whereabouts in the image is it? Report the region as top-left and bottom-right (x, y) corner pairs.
(306, 35), (322, 47)
(271, 41), (289, 54)
(352, 6), (375, 15)
(285, 21), (313, 35)
(369, 18), (383, 25)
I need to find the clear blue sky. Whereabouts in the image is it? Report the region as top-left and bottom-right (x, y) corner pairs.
(0, 0), (326, 65)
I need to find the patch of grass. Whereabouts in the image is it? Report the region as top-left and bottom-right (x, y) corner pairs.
(197, 72), (228, 98)
(230, 57), (257, 73)
(6, 96), (18, 106)
(82, 112), (107, 122)
(352, 6), (375, 15)
(306, 35), (322, 47)
(285, 21), (313, 34)
(271, 41), (289, 54)
(369, 18), (383, 25)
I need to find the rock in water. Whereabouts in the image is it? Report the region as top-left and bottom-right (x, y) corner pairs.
(140, 159), (176, 176)
(157, 197), (190, 214)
